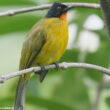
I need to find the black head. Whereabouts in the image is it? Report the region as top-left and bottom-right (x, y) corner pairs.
(46, 2), (74, 18)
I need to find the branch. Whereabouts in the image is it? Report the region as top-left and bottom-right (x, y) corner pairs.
(0, 62), (110, 84)
(91, 77), (104, 110)
(99, 0), (110, 38)
(0, 3), (100, 17)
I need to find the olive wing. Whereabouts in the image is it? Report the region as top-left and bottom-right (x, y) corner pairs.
(19, 20), (46, 70)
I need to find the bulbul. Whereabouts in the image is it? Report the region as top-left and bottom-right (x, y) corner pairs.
(14, 2), (74, 110)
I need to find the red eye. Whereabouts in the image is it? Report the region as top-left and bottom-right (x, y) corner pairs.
(57, 6), (61, 10)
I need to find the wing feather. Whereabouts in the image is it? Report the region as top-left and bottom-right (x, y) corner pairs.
(19, 19), (46, 70)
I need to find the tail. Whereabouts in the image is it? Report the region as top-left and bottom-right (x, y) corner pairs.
(14, 75), (30, 110)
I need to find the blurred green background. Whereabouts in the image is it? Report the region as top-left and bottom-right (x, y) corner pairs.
(0, 0), (110, 110)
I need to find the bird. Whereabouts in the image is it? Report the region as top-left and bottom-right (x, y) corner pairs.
(14, 2), (74, 110)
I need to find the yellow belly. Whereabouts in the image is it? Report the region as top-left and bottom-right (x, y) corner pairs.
(32, 18), (68, 65)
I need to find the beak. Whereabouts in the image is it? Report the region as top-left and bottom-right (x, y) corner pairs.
(64, 6), (75, 12)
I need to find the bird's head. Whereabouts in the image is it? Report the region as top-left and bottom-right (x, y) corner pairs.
(46, 2), (74, 21)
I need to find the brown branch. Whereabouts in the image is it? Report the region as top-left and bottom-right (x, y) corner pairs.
(0, 62), (110, 84)
(0, 3), (100, 17)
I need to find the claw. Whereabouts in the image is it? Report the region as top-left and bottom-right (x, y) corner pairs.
(35, 64), (48, 82)
(53, 62), (59, 70)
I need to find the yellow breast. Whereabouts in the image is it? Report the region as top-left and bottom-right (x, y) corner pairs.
(32, 18), (68, 65)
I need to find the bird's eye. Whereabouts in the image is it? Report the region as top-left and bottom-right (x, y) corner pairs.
(57, 6), (62, 10)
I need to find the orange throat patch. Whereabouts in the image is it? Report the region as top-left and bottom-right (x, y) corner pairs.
(60, 13), (67, 21)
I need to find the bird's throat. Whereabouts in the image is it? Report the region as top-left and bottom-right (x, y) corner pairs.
(60, 13), (67, 21)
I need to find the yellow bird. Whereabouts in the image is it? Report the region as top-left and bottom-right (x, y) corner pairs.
(14, 2), (74, 110)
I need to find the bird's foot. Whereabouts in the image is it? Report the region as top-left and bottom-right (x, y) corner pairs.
(35, 64), (48, 82)
(53, 62), (59, 70)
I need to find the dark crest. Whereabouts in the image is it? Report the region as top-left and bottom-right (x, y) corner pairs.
(46, 2), (68, 18)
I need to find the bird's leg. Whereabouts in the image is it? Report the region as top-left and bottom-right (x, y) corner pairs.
(35, 64), (48, 82)
(53, 62), (59, 70)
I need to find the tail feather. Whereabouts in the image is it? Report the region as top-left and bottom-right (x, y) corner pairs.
(14, 76), (29, 110)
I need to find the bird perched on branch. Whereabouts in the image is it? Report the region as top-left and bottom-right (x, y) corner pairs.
(14, 2), (74, 110)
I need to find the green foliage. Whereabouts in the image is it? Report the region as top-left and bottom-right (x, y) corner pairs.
(27, 96), (75, 110)
(0, 0), (37, 6)
(85, 42), (110, 81)
(50, 0), (98, 3)
(0, 15), (42, 35)
(106, 97), (110, 108)
(52, 69), (90, 110)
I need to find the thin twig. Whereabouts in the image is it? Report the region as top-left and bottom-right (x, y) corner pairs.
(91, 77), (104, 110)
(0, 62), (110, 84)
(0, 3), (100, 17)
